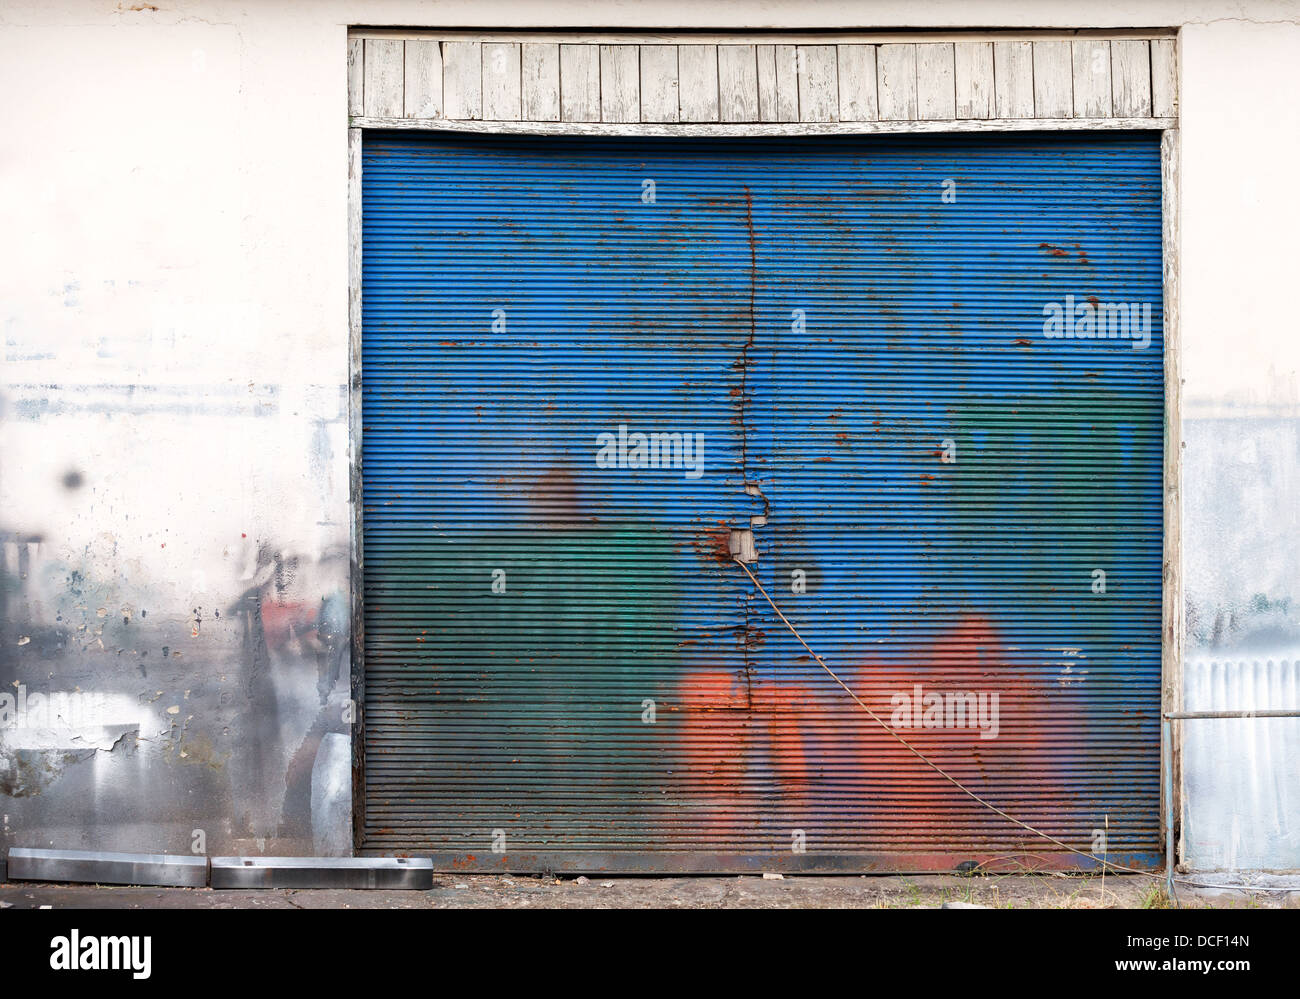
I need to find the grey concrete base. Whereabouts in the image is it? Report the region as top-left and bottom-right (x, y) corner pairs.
(1177, 871), (1300, 905)
(7, 873), (1232, 909)
(211, 856), (433, 889)
(7, 848), (209, 887)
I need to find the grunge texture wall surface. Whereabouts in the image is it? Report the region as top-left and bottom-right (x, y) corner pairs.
(1, 0), (1298, 869)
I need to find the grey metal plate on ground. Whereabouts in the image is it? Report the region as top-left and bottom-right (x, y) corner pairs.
(210, 856), (434, 889)
(7, 848), (209, 887)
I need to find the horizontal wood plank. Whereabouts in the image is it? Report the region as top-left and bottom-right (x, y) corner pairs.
(837, 44), (878, 122)
(994, 40), (1034, 118)
(1072, 39), (1112, 118)
(522, 42), (560, 121)
(353, 114), (1173, 135)
(601, 44), (640, 123)
(1112, 39), (1153, 117)
(916, 42), (955, 120)
(797, 44), (839, 122)
(1033, 40), (1073, 118)
(718, 44), (759, 122)
(877, 43), (917, 121)
(363, 38), (403, 119)
(404, 39), (443, 118)
(954, 41), (993, 119)
(560, 43), (600, 122)
(483, 42), (521, 120)
(443, 41), (483, 120)
(679, 44), (721, 122)
(347, 37), (364, 116)
(639, 45), (679, 122)
(1151, 37), (1178, 118)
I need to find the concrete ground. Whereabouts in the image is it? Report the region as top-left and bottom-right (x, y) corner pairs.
(2, 872), (1295, 908)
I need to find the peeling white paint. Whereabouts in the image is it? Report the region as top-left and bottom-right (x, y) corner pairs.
(0, 692), (164, 753)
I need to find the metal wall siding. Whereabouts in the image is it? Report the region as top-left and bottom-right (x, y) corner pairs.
(361, 131), (1164, 871)
(1183, 657), (1300, 870)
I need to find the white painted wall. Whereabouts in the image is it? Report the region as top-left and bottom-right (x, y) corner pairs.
(1176, 19), (1300, 871)
(1, 0), (1298, 870)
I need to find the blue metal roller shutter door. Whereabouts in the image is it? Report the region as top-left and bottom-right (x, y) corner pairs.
(361, 131), (1163, 871)
(745, 134), (1164, 869)
(360, 136), (758, 861)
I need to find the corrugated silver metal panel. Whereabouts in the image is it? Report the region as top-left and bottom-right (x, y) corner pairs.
(361, 131), (1164, 871)
(7, 848), (208, 887)
(209, 857), (433, 889)
(1183, 657), (1300, 871)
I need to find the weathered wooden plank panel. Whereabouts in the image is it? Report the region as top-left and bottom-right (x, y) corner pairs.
(1032, 40), (1073, 118)
(443, 41), (483, 120)
(954, 41), (993, 119)
(482, 42), (521, 120)
(1159, 127), (1182, 773)
(773, 44), (800, 121)
(352, 30), (1177, 127)
(678, 44), (720, 122)
(1072, 39), (1112, 118)
(756, 45), (778, 122)
(797, 44), (839, 122)
(560, 43), (600, 122)
(836, 44), (878, 122)
(717, 45), (759, 122)
(877, 44), (918, 121)
(348, 37), (364, 116)
(1112, 40), (1152, 117)
(404, 39), (443, 118)
(522, 42), (560, 121)
(1151, 37), (1178, 118)
(993, 40), (1034, 118)
(916, 42), (955, 120)
(639, 45), (679, 122)
(600, 44), (640, 123)
(352, 115), (1171, 136)
(363, 38), (403, 119)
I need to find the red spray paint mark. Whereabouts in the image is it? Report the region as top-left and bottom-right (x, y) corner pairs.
(675, 616), (1059, 841)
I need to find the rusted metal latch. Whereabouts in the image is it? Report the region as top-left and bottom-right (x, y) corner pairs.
(730, 482), (767, 563)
